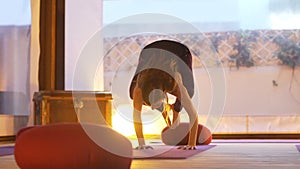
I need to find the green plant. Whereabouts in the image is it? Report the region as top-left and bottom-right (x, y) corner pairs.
(273, 36), (300, 69)
(229, 31), (258, 69)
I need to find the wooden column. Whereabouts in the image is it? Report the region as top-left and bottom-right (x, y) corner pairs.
(39, 0), (65, 90)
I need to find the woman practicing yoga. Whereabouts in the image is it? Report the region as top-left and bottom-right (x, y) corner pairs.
(129, 40), (199, 150)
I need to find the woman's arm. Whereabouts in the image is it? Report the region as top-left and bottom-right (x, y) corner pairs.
(174, 72), (199, 150)
(132, 86), (153, 149)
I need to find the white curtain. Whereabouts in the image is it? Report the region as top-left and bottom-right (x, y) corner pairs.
(0, 1), (35, 135)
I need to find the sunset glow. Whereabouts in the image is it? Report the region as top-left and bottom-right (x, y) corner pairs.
(111, 104), (167, 137)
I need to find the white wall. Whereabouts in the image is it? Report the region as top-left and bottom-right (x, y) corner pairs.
(65, 0), (104, 90)
(107, 66), (300, 134)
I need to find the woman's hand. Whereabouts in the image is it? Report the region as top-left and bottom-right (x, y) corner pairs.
(177, 145), (197, 150)
(134, 145), (154, 150)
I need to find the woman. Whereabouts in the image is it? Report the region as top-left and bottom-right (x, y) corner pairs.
(129, 40), (198, 150)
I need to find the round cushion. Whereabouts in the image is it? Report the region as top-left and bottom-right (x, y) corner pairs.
(161, 123), (212, 145)
(14, 123), (132, 169)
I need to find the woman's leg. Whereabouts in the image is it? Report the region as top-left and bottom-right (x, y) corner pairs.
(172, 108), (180, 128)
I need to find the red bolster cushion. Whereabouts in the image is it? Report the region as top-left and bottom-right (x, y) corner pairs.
(14, 123), (132, 169)
(161, 123), (212, 145)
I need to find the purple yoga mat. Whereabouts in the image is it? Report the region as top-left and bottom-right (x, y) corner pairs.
(296, 145), (300, 152)
(0, 146), (14, 156)
(133, 145), (215, 159)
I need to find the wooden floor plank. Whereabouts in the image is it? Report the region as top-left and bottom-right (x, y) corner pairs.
(1, 142), (300, 169)
(131, 143), (300, 169)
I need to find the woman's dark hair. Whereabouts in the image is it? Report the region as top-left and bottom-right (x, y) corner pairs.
(137, 68), (174, 106)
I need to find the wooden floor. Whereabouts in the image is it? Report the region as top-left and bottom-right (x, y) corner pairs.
(1, 140), (300, 169)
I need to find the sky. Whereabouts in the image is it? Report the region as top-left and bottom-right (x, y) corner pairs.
(0, 0), (31, 25)
(103, 0), (240, 25)
(103, 0), (300, 30)
(0, 0), (299, 30)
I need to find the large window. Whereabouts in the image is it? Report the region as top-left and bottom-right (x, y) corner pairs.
(0, 0), (31, 136)
(101, 0), (300, 136)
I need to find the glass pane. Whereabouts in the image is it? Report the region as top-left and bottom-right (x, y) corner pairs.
(103, 0), (300, 136)
(0, 0), (31, 136)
